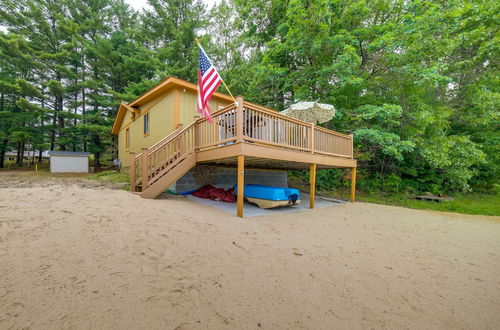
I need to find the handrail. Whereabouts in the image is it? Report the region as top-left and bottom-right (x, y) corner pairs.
(148, 126), (184, 154)
(314, 125), (352, 139)
(243, 102), (309, 126)
(196, 103), (236, 124)
(135, 122), (197, 160)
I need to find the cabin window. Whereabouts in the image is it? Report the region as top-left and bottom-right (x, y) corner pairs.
(125, 127), (130, 149)
(143, 112), (150, 136)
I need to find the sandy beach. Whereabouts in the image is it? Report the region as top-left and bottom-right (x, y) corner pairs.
(0, 173), (499, 329)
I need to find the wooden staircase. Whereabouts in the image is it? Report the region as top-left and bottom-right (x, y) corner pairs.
(130, 122), (197, 199)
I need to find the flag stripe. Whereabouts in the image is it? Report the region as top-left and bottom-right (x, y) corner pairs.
(202, 75), (220, 103)
(203, 78), (221, 105)
(202, 68), (216, 83)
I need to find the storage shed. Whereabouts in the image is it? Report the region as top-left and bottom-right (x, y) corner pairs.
(48, 151), (90, 173)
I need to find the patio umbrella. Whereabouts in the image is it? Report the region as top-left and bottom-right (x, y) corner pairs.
(281, 102), (335, 124)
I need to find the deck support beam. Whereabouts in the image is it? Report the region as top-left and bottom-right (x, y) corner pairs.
(350, 167), (356, 202)
(310, 163), (316, 208)
(237, 155), (245, 217)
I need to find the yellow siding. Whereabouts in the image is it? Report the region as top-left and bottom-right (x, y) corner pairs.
(180, 89), (197, 125)
(179, 89), (229, 125)
(121, 110), (134, 128)
(118, 93), (174, 168)
(118, 88), (230, 170)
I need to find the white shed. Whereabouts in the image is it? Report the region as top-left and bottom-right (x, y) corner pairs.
(48, 151), (90, 173)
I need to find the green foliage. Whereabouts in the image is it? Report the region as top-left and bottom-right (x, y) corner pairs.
(358, 192), (500, 217)
(0, 0), (497, 195)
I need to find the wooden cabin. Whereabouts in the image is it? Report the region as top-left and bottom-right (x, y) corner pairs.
(112, 76), (357, 217)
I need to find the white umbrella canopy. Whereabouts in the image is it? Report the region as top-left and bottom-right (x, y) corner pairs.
(281, 101), (336, 124)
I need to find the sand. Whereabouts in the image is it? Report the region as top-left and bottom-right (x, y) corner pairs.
(0, 173), (499, 329)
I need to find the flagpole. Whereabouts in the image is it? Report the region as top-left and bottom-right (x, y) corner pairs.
(195, 38), (237, 104)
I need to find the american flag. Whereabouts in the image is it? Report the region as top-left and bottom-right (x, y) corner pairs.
(197, 44), (221, 122)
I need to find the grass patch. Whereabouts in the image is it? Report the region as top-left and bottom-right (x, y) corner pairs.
(289, 177), (500, 216)
(356, 192), (500, 216)
(87, 170), (129, 186)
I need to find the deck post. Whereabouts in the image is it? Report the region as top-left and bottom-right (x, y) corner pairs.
(310, 122), (315, 153)
(237, 155), (245, 217)
(310, 163), (316, 208)
(235, 95), (244, 142)
(349, 133), (354, 158)
(129, 152), (136, 192)
(350, 167), (356, 202)
(194, 115), (200, 151)
(141, 147), (149, 190)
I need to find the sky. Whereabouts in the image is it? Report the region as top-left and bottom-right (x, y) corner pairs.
(124, 0), (220, 11)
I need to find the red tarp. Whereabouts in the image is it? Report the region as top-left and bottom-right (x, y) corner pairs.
(192, 185), (236, 203)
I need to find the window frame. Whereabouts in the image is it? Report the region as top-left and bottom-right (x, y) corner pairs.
(143, 111), (150, 136)
(125, 127), (130, 150)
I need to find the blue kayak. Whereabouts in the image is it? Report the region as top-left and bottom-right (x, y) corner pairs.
(234, 184), (301, 208)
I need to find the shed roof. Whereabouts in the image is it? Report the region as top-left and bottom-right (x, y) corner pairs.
(48, 151), (90, 157)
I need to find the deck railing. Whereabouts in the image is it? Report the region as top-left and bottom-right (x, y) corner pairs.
(240, 99), (352, 157)
(196, 104), (237, 151)
(130, 96), (353, 192)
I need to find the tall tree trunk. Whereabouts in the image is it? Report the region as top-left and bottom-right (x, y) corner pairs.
(0, 93), (5, 168)
(93, 135), (101, 171)
(16, 142), (21, 165)
(58, 95), (65, 151)
(39, 96), (44, 162)
(17, 141), (25, 167)
(50, 108), (56, 150)
(0, 138), (7, 168)
(73, 68), (78, 152)
(82, 84), (87, 152)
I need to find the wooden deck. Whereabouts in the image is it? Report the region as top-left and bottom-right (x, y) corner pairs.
(129, 96), (357, 217)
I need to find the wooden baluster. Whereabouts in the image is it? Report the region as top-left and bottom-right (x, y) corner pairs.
(236, 96), (244, 142)
(298, 125), (304, 147)
(254, 111), (257, 140)
(310, 122), (315, 153)
(289, 122), (291, 146)
(349, 133), (353, 158)
(201, 121), (204, 148)
(194, 117), (199, 150)
(299, 124), (301, 147)
(257, 110), (260, 139)
(298, 124), (301, 147)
